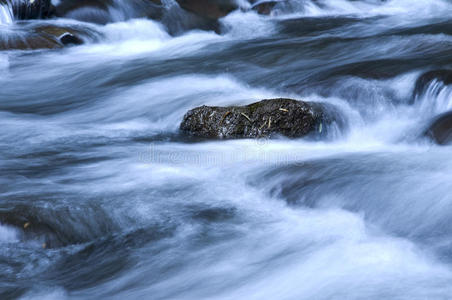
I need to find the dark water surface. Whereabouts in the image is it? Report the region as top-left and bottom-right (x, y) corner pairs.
(1, 0), (452, 299)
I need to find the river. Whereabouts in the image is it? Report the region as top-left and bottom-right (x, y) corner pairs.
(1, 0), (452, 299)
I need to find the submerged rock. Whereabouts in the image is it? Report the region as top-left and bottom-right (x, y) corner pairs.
(54, 0), (163, 25)
(0, 208), (62, 248)
(36, 25), (85, 45)
(55, 0), (110, 15)
(0, 25), (88, 50)
(55, 0), (116, 24)
(161, 4), (221, 35)
(0, 34), (60, 50)
(425, 111), (452, 145)
(251, 1), (278, 15)
(180, 98), (340, 139)
(53, 0), (234, 34)
(161, 0), (240, 35)
(175, 0), (237, 20)
(413, 69), (452, 99)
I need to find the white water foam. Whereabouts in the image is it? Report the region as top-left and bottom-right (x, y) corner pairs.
(416, 81), (452, 116)
(0, 2), (13, 25)
(0, 223), (19, 243)
(268, 0), (452, 19)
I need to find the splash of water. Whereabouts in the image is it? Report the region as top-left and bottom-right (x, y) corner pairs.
(0, 1), (13, 24)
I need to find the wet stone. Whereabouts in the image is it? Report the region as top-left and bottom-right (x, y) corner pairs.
(180, 98), (339, 139)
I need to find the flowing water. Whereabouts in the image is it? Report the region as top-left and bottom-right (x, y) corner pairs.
(1, 0), (452, 299)
(0, 2), (13, 25)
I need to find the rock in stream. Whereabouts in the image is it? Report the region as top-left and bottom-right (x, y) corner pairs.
(180, 98), (342, 139)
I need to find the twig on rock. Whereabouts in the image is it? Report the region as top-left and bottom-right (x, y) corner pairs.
(220, 111), (231, 125)
(241, 113), (252, 123)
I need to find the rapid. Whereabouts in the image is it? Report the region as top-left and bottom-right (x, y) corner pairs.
(1, 0), (452, 299)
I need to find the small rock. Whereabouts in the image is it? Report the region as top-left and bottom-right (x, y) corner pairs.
(252, 1), (278, 15)
(413, 69), (452, 100)
(425, 111), (452, 145)
(59, 33), (83, 45)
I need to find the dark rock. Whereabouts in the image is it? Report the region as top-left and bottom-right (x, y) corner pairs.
(0, 34), (61, 50)
(425, 111), (452, 145)
(162, 5), (221, 35)
(160, 0), (238, 35)
(1, 0), (53, 19)
(175, 0), (237, 20)
(0, 204), (111, 248)
(0, 208), (63, 248)
(180, 98), (340, 139)
(0, 25), (88, 50)
(55, 0), (111, 16)
(413, 69), (452, 100)
(55, 0), (113, 24)
(54, 0), (163, 25)
(36, 25), (85, 45)
(59, 33), (84, 45)
(252, 1), (278, 15)
(53, 0), (229, 33)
